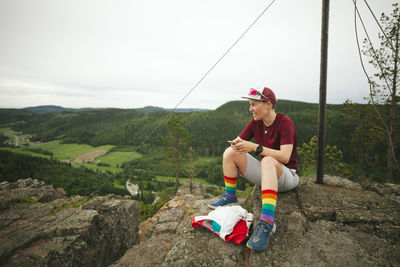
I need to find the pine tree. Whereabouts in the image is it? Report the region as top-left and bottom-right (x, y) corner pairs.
(159, 113), (192, 191)
(184, 146), (198, 193)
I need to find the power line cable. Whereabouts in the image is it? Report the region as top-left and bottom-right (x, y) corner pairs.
(98, 0), (278, 195)
(124, 0), (277, 162)
(352, 0), (399, 172)
(353, 0), (392, 95)
(362, 0), (400, 97)
(363, 0), (396, 51)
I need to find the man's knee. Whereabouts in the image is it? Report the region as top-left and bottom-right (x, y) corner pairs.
(261, 156), (282, 178)
(223, 146), (232, 157)
(260, 156), (278, 167)
(224, 147), (247, 171)
(223, 146), (240, 159)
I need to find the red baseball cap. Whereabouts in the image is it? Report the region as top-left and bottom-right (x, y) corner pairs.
(241, 87), (277, 104)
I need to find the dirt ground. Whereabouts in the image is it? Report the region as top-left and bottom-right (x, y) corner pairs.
(74, 149), (109, 163)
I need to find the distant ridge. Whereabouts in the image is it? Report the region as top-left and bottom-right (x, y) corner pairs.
(22, 105), (110, 114)
(22, 105), (74, 114)
(137, 106), (209, 114)
(16, 105), (209, 115)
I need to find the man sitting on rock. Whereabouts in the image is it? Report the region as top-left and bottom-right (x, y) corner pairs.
(208, 86), (300, 252)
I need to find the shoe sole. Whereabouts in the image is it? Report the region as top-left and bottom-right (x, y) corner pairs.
(246, 223), (277, 251)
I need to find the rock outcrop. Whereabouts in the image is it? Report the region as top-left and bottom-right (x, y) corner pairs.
(114, 175), (400, 266)
(111, 182), (250, 267)
(250, 175), (400, 266)
(0, 178), (139, 266)
(2, 175), (399, 266)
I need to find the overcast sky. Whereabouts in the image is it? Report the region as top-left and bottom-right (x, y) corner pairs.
(0, 0), (396, 109)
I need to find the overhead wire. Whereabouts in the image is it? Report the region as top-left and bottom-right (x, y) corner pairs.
(96, 0), (278, 195)
(353, 0), (392, 96)
(124, 0), (277, 163)
(352, 0), (400, 171)
(363, 0), (396, 51)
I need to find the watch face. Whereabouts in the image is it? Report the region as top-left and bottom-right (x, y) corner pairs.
(257, 145), (263, 154)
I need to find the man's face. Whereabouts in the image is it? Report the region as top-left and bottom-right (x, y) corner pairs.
(248, 100), (268, 120)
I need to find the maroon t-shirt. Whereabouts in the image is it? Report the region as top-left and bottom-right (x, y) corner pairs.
(239, 113), (298, 174)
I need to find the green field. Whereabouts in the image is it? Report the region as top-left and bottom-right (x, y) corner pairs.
(32, 140), (114, 160)
(0, 140), (114, 161)
(97, 151), (142, 167)
(75, 151), (142, 173)
(0, 140), (142, 173)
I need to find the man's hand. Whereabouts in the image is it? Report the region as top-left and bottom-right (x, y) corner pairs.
(230, 136), (293, 164)
(232, 139), (257, 154)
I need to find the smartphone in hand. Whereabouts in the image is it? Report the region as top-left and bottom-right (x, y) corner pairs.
(227, 140), (237, 145)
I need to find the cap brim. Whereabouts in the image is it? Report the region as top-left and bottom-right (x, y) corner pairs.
(241, 96), (265, 101)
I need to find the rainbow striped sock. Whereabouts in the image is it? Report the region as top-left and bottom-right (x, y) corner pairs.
(224, 176), (237, 198)
(260, 189), (277, 225)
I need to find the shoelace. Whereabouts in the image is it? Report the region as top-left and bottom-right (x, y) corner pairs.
(253, 223), (271, 240)
(220, 194), (232, 200)
(218, 195), (229, 202)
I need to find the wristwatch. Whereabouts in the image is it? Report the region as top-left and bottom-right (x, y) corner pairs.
(255, 145), (263, 156)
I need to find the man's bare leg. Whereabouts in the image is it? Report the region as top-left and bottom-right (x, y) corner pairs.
(208, 147), (247, 209)
(247, 156), (282, 251)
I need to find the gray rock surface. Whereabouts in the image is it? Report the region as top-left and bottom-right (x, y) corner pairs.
(0, 178), (139, 266)
(2, 175), (399, 266)
(249, 175), (400, 266)
(111, 182), (249, 267)
(114, 175), (400, 267)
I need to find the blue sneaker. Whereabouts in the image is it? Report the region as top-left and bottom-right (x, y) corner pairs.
(246, 220), (276, 251)
(208, 194), (238, 209)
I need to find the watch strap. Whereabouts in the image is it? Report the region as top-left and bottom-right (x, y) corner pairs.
(256, 145), (263, 155)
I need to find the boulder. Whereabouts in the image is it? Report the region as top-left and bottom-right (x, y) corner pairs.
(0, 179), (139, 266)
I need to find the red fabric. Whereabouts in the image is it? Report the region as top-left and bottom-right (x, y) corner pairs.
(191, 217), (250, 245)
(262, 189), (278, 195)
(224, 176), (237, 182)
(239, 113), (298, 174)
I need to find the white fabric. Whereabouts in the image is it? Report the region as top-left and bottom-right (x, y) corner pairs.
(194, 205), (254, 239)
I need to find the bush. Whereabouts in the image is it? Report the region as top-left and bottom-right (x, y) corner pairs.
(298, 136), (353, 178)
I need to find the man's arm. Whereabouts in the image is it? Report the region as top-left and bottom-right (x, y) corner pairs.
(232, 138), (293, 164)
(257, 144), (293, 164)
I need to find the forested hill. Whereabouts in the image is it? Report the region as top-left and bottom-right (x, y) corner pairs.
(0, 100), (354, 159)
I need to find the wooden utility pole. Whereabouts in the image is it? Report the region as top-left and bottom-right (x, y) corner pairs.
(317, 0), (330, 184)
